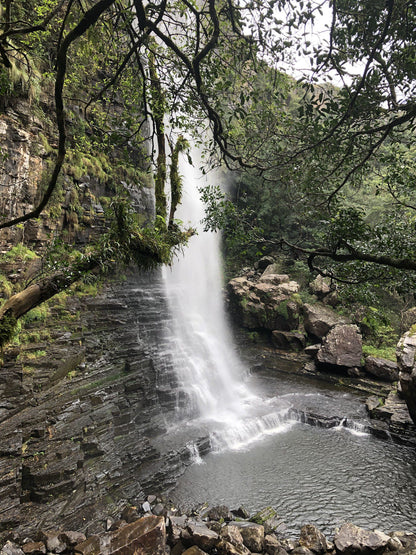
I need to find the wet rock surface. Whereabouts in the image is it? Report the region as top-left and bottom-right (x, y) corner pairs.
(364, 357), (399, 383)
(316, 325), (362, 369)
(0, 271), (197, 537)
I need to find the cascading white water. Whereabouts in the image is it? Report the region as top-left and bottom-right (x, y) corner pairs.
(163, 152), (255, 423)
(163, 150), (295, 447)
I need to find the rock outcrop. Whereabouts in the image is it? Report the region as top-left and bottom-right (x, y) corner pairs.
(0, 271), (205, 537)
(227, 271), (301, 332)
(396, 329), (416, 425)
(303, 304), (349, 340)
(333, 523), (390, 555)
(317, 325), (362, 369)
(271, 330), (306, 351)
(364, 357), (399, 383)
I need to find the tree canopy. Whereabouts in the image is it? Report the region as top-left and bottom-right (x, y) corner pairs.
(0, 0), (416, 342)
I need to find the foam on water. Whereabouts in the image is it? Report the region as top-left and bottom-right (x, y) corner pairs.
(333, 418), (370, 437)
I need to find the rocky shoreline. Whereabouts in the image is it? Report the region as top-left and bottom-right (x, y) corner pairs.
(227, 259), (416, 443)
(2, 497), (415, 555)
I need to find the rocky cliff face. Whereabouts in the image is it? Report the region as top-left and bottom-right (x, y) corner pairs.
(0, 99), (195, 537)
(0, 95), (154, 250)
(0, 270), (201, 538)
(396, 330), (416, 426)
(0, 100), (46, 245)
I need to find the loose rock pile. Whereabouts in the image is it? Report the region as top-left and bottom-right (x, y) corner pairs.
(2, 499), (415, 555)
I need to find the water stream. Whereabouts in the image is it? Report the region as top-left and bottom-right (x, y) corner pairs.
(158, 154), (416, 536)
(163, 155), (290, 437)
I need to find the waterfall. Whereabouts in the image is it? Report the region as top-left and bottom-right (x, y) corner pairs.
(162, 150), (295, 449)
(163, 153), (254, 423)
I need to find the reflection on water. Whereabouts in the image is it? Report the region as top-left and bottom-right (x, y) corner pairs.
(171, 417), (416, 536)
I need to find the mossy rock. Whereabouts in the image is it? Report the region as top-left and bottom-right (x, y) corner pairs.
(249, 506), (286, 534)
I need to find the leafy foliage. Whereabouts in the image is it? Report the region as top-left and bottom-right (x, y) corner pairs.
(1, 0), (416, 342)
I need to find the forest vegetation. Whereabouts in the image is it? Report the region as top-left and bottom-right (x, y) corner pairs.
(0, 0), (415, 347)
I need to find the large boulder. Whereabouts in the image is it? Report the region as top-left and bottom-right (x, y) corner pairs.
(229, 522), (264, 553)
(185, 523), (219, 551)
(227, 275), (300, 331)
(396, 329), (416, 425)
(218, 525), (251, 554)
(168, 515), (188, 544)
(272, 330), (306, 352)
(204, 505), (232, 522)
(109, 515), (166, 555)
(250, 507), (286, 535)
(334, 523), (390, 555)
(36, 532), (66, 554)
(74, 516), (166, 555)
(299, 525), (329, 554)
(220, 525), (245, 547)
(303, 304), (349, 339)
(317, 325), (362, 369)
(364, 356), (399, 382)
(215, 539), (250, 555)
(182, 548), (209, 555)
(261, 263), (283, 276)
(21, 542), (46, 555)
(309, 276), (331, 298)
(1, 542), (24, 555)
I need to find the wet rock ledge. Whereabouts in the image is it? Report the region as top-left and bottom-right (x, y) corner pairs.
(1, 498), (415, 555)
(0, 270), (201, 537)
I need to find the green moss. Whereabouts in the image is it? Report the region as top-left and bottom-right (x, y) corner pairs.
(1, 244), (38, 262)
(64, 149), (110, 183)
(49, 291), (69, 307)
(0, 311), (18, 349)
(22, 304), (49, 324)
(290, 293), (303, 306)
(19, 349), (46, 361)
(240, 296), (249, 310)
(22, 365), (36, 375)
(0, 275), (13, 298)
(20, 329), (51, 343)
(250, 506), (278, 525)
(362, 344), (396, 362)
(409, 324), (416, 336)
(276, 300), (289, 320)
(70, 282), (99, 297)
(38, 132), (54, 155)
(298, 290), (317, 304)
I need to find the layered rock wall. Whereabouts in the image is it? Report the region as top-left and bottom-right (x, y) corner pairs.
(0, 271), (195, 537)
(0, 99), (190, 537)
